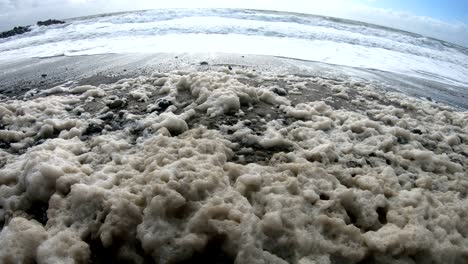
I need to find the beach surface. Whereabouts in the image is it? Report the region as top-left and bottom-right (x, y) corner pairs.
(1, 53), (467, 109)
(0, 53), (467, 263)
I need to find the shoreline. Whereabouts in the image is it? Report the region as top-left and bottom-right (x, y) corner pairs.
(0, 53), (467, 110)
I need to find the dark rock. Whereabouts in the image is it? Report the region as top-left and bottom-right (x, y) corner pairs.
(99, 112), (114, 121)
(272, 87), (287, 96)
(154, 98), (172, 112)
(200, 61), (209, 66)
(41, 74), (47, 78)
(0, 26), (31, 39)
(37, 19), (65, 26)
(426, 96), (433, 101)
(411, 129), (423, 135)
(107, 99), (125, 109)
(85, 123), (104, 135)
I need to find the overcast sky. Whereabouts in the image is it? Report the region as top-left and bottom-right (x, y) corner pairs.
(1, 0), (467, 47)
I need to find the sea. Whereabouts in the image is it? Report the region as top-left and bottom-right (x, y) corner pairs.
(0, 8), (467, 87)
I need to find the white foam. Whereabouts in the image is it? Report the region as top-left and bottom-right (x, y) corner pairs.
(0, 69), (467, 263)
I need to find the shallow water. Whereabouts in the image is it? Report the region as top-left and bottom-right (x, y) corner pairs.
(1, 9), (467, 87)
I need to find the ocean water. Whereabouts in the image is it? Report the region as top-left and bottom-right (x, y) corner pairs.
(1, 8), (467, 86)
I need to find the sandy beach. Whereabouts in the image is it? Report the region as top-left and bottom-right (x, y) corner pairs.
(0, 53), (467, 263)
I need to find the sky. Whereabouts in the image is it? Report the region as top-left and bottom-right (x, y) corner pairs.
(0, 0), (467, 47)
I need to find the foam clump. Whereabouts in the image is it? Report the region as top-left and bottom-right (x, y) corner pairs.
(37, 230), (90, 264)
(0, 217), (47, 263)
(0, 70), (467, 263)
